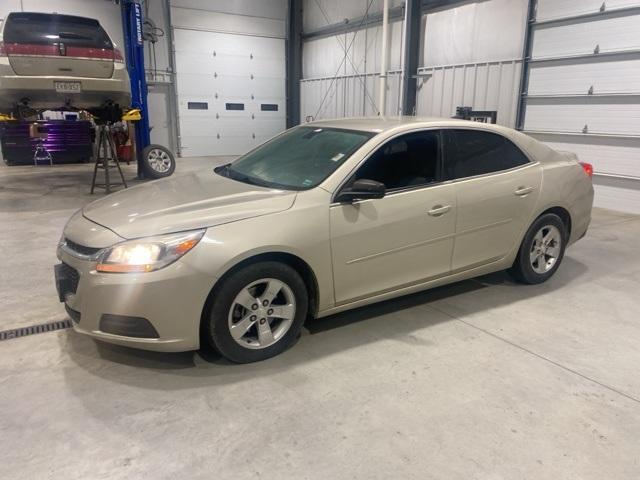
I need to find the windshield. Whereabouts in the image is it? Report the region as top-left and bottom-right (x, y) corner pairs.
(217, 127), (374, 190)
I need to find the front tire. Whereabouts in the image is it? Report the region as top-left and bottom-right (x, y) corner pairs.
(204, 262), (308, 363)
(509, 213), (567, 284)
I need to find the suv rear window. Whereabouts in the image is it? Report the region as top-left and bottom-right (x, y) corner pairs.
(3, 12), (112, 49)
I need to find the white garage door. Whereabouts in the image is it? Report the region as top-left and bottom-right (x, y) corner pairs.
(520, 0), (640, 213)
(173, 28), (285, 157)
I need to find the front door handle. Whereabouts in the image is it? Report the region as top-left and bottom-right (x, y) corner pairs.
(428, 204), (451, 217)
(514, 186), (534, 196)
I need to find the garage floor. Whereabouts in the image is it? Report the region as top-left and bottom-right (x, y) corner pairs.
(1, 160), (639, 480)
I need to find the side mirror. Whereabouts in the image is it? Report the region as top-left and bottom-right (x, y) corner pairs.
(336, 179), (386, 203)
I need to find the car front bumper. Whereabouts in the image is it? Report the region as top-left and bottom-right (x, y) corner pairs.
(55, 245), (216, 353)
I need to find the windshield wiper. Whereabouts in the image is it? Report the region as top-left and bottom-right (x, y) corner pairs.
(215, 163), (249, 182)
(214, 163), (269, 187)
(214, 163), (232, 177)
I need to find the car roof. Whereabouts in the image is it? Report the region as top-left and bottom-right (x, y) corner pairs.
(6, 12), (101, 25)
(304, 116), (514, 135)
(304, 116), (556, 162)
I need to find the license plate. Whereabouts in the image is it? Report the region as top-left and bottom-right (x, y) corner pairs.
(54, 81), (82, 94)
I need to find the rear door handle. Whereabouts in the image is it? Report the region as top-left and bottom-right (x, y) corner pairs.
(428, 204), (451, 217)
(514, 186), (534, 196)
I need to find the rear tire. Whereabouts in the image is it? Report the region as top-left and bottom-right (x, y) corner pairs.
(204, 262), (308, 363)
(509, 213), (567, 284)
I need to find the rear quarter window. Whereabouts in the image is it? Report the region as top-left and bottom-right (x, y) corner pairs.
(444, 129), (530, 180)
(3, 12), (112, 49)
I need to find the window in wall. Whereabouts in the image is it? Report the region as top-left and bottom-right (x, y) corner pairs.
(187, 102), (208, 110)
(351, 131), (441, 190)
(261, 104), (279, 111)
(443, 129), (530, 180)
(226, 103), (245, 111)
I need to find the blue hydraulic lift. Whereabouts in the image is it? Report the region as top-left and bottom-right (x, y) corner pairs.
(120, 0), (151, 179)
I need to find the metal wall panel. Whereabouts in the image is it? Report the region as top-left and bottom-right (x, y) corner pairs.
(303, 0), (404, 32)
(300, 71), (401, 120)
(170, 5), (286, 38)
(531, 13), (640, 59)
(300, 16), (403, 120)
(590, 178), (640, 214)
(528, 55), (640, 95)
(303, 21), (404, 78)
(524, 97), (640, 135)
(422, 0), (528, 66)
(172, 0), (286, 20)
(416, 0), (526, 126)
(529, 133), (640, 178)
(415, 60), (522, 127)
(535, 0), (640, 21)
(520, 2), (640, 213)
(174, 28), (285, 156)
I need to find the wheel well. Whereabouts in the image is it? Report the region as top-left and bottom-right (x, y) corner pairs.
(540, 206), (572, 238)
(200, 252), (320, 336)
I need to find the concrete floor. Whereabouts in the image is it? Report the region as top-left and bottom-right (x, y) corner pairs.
(1, 159), (639, 480)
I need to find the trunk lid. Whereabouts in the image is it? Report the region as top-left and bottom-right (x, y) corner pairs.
(2, 12), (116, 78)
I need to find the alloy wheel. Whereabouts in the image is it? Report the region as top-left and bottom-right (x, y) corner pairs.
(147, 148), (172, 173)
(529, 225), (562, 274)
(227, 278), (296, 349)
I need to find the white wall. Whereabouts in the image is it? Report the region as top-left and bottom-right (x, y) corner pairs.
(422, 0), (527, 66)
(303, 0), (404, 32)
(303, 20), (404, 78)
(416, 0), (528, 126)
(170, 0), (286, 37)
(173, 0), (286, 20)
(301, 0), (529, 124)
(301, 0), (405, 120)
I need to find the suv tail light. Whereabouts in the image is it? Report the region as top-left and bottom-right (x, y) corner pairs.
(579, 161), (593, 178)
(114, 48), (124, 63)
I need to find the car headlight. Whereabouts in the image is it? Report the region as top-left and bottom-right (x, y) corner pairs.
(96, 229), (205, 273)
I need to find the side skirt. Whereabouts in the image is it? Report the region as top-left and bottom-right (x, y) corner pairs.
(315, 257), (511, 319)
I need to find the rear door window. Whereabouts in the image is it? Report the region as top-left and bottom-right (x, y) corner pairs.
(443, 129), (530, 180)
(3, 12), (112, 50)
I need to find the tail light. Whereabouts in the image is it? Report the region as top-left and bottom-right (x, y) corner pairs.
(113, 48), (124, 63)
(579, 161), (593, 178)
(0, 42), (6, 57)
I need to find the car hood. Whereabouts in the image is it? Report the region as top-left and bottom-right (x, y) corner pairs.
(82, 171), (297, 239)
